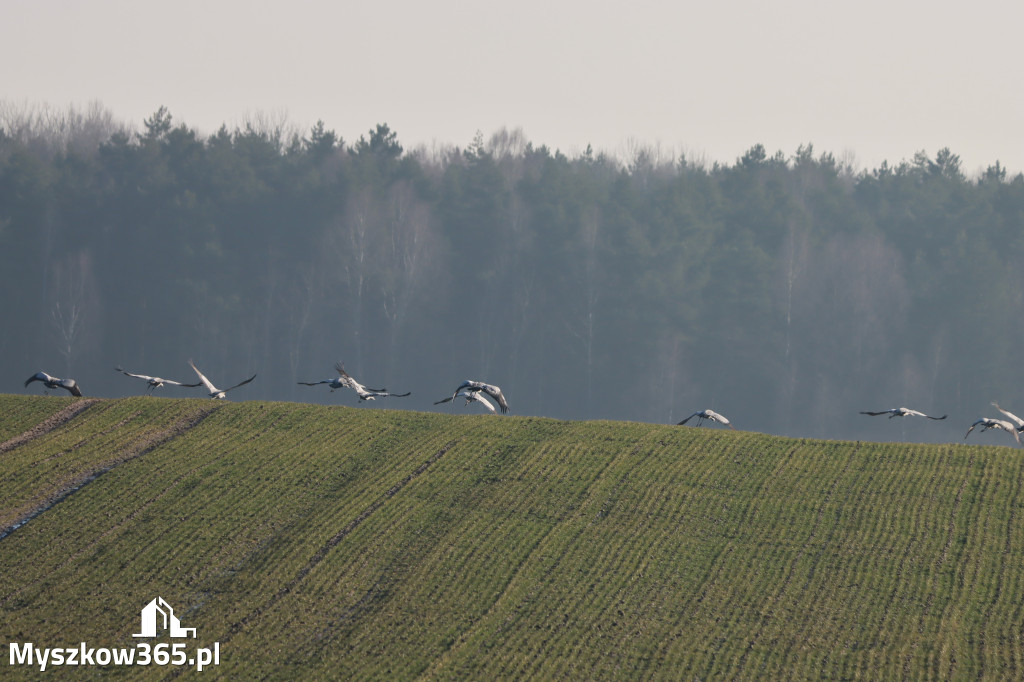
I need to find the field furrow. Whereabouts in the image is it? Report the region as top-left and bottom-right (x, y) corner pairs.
(0, 399), (217, 538)
(0, 397), (98, 452)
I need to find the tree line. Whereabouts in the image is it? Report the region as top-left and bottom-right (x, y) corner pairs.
(2, 102), (1023, 441)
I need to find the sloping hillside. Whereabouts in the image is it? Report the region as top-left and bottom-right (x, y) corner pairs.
(1, 395), (1022, 679)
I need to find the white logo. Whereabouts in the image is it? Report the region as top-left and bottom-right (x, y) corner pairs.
(8, 596), (220, 672)
(132, 597), (196, 639)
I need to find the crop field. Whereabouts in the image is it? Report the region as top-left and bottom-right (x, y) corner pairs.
(2, 394), (1024, 679)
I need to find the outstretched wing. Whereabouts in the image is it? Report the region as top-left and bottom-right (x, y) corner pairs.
(677, 412), (700, 426)
(859, 410), (892, 417)
(298, 380), (331, 386)
(333, 362), (383, 392)
(469, 392), (496, 413)
(992, 402), (1024, 429)
(116, 367), (155, 382)
(466, 382), (508, 413)
(486, 387), (509, 413)
(436, 391), (492, 411)
(995, 419), (1023, 444)
(224, 374), (257, 393)
(162, 379), (203, 387)
(902, 408), (946, 420)
(25, 372), (53, 388)
(711, 411), (735, 429)
(61, 380), (83, 397)
(188, 360), (219, 394)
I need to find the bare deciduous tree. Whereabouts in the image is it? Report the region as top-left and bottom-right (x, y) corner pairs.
(48, 250), (99, 373)
(382, 181), (439, 378)
(0, 100), (122, 158)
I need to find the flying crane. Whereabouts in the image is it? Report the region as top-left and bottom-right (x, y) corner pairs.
(434, 389), (496, 413)
(189, 360), (256, 400)
(442, 380), (509, 414)
(677, 409), (734, 429)
(964, 417), (1021, 445)
(859, 407), (947, 420)
(299, 362), (409, 402)
(990, 402), (1024, 432)
(115, 366), (201, 392)
(24, 371), (83, 397)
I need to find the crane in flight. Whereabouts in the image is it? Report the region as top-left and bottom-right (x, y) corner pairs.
(24, 371), (83, 397)
(677, 409), (734, 429)
(189, 360), (256, 400)
(434, 389), (496, 413)
(442, 380), (509, 414)
(115, 366), (201, 392)
(299, 362), (409, 402)
(991, 402), (1024, 432)
(964, 417), (1021, 445)
(859, 407), (946, 420)
(297, 367), (354, 393)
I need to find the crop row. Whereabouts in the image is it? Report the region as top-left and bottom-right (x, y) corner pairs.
(0, 395), (82, 443)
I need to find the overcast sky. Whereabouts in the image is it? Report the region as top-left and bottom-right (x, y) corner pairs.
(4, 0), (1022, 174)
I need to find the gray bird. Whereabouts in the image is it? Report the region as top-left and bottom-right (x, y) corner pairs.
(115, 366), (201, 392)
(444, 380), (508, 413)
(189, 360), (255, 400)
(434, 389), (496, 413)
(964, 417), (1021, 445)
(25, 371), (83, 397)
(300, 362), (409, 402)
(860, 407), (946, 420)
(677, 409), (734, 429)
(991, 402), (1024, 432)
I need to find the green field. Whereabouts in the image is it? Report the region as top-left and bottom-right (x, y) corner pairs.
(2, 394), (1023, 679)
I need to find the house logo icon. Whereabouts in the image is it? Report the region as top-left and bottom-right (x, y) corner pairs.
(132, 597), (197, 638)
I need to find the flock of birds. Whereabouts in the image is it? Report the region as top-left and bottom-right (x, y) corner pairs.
(24, 362), (511, 415)
(854, 404), (1024, 446)
(672, 404), (1024, 446)
(20, 365), (1024, 446)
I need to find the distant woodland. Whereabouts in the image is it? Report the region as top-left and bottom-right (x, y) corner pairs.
(2, 102), (1023, 441)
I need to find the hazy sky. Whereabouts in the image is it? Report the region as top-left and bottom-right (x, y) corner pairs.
(4, 0), (1022, 173)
